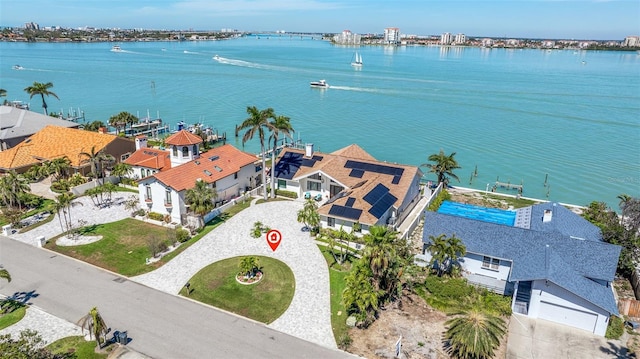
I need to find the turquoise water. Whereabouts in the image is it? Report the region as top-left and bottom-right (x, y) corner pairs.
(1, 37), (639, 207)
(438, 201), (516, 226)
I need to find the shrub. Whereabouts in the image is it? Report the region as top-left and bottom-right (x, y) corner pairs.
(176, 228), (190, 243)
(427, 189), (451, 211)
(424, 276), (473, 299)
(50, 179), (71, 193)
(275, 189), (298, 199)
(606, 316), (625, 339)
(148, 212), (165, 221)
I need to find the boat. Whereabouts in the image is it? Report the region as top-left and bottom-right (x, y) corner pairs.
(310, 79), (329, 88)
(351, 52), (363, 67)
(12, 64), (24, 70)
(213, 54), (221, 61)
(111, 45), (122, 52)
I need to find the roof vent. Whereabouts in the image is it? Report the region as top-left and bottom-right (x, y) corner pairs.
(203, 170), (212, 176)
(543, 209), (553, 223)
(209, 155), (219, 161)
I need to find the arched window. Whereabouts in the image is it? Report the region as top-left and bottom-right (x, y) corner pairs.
(193, 144), (198, 155)
(172, 146), (177, 157)
(182, 146), (189, 157)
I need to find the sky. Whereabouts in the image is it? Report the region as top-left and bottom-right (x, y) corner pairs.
(1, 0), (639, 40)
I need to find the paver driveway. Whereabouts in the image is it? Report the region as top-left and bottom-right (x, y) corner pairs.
(132, 200), (337, 349)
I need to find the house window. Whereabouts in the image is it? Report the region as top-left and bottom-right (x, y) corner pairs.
(145, 185), (152, 201)
(307, 180), (321, 191)
(278, 179), (286, 189)
(327, 217), (335, 227)
(193, 144), (198, 155)
(182, 146), (189, 157)
(172, 146), (178, 157)
(121, 153), (131, 161)
(165, 190), (172, 205)
(482, 256), (500, 271)
(234, 173), (238, 180)
(309, 173), (321, 181)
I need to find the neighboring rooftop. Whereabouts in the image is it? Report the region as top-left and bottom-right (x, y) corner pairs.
(0, 105), (80, 149)
(124, 148), (172, 172)
(164, 130), (203, 146)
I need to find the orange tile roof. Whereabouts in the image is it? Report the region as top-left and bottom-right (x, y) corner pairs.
(164, 130), (203, 146)
(275, 145), (422, 226)
(151, 144), (258, 192)
(124, 148), (172, 171)
(0, 125), (125, 170)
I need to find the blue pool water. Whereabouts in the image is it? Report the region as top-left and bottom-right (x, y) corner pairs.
(437, 201), (516, 226)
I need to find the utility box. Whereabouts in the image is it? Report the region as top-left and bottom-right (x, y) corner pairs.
(2, 224), (11, 236)
(36, 236), (46, 247)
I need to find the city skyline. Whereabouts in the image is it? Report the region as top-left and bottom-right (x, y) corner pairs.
(1, 0), (639, 40)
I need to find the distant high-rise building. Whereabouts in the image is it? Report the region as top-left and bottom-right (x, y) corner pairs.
(384, 27), (400, 45)
(25, 22), (39, 30)
(454, 33), (467, 44)
(440, 32), (452, 45)
(623, 36), (640, 47)
(333, 30), (361, 45)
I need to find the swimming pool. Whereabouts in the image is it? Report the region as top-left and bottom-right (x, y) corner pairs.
(437, 201), (516, 226)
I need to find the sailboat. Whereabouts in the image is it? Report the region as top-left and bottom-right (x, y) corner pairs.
(351, 51), (363, 67)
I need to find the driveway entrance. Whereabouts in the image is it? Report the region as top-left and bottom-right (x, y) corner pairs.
(507, 314), (631, 359)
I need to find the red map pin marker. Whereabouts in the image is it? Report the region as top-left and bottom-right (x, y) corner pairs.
(266, 229), (282, 251)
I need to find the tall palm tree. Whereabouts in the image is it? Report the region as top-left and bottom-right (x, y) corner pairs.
(268, 114), (294, 198)
(108, 111), (138, 135)
(185, 180), (217, 226)
(238, 106), (275, 201)
(363, 225), (402, 294)
(421, 149), (461, 186)
(343, 262), (381, 326)
(53, 192), (81, 234)
(79, 146), (115, 184)
(77, 307), (109, 349)
(444, 307), (507, 359)
(427, 234), (466, 277)
(0, 268), (10, 283)
(617, 193), (632, 225)
(0, 170), (30, 209)
(23, 81), (59, 115)
(111, 162), (133, 182)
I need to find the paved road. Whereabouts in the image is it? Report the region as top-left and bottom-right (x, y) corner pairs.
(0, 237), (355, 359)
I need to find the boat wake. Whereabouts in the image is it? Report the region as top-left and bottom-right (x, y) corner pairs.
(212, 56), (288, 71)
(328, 85), (389, 94)
(183, 50), (201, 54)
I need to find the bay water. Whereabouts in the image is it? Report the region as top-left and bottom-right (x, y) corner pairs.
(1, 36), (639, 208)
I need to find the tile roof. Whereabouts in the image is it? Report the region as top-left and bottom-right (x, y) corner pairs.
(0, 125), (126, 170)
(273, 145), (422, 226)
(164, 130), (203, 146)
(124, 148), (172, 171)
(149, 144), (257, 192)
(422, 210), (621, 314)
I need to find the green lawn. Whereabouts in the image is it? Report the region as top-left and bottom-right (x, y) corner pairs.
(317, 245), (353, 344)
(0, 305), (26, 330)
(179, 256), (294, 324)
(44, 200), (253, 277)
(47, 336), (109, 359)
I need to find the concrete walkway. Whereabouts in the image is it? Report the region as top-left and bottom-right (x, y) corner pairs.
(131, 200), (336, 349)
(0, 304), (83, 345)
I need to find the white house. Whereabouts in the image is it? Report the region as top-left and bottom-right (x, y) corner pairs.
(422, 201), (621, 336)
(272, 143), (423, 234)
(135, 130), (259, 224)
(123, 135), (172, 179)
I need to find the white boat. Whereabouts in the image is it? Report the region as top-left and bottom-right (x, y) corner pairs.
(213, 54), (221, 61)
(351, 52), (363, 67)
(12, 64), (24, 70)
(111, 45), (122, 52)
(310, 79), (329, 88)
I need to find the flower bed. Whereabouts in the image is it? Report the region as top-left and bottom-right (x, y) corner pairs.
(235, 272), (263, 285)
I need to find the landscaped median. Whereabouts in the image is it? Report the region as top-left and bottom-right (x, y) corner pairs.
(178, 256), (295, 324)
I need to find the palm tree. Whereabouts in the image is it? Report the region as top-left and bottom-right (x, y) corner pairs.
(618, 193), (632, 225)
(239, 256), (260, 278)
(343, 263), (381, 326)
(48, 156), (71, 181)
(444, 307), (507, 359)
(238, 106), (275, 201)
(0, 170), (30, 209)
(111, 162), (133, 182)
(0, 269), (10, 283)
(297, 198), (320, 232)
(77, 307), (109, 349)
(53, 192), (81, 234)
(363, 225), (402, 294)
(185, 180), (217, 227)
(422, 149), (461, 186)
(23, 81), (59, 115)
(427, 234), (466, 277)
(268, 114), (294, 198)
(79, 146), (115, 183)
(108, 111), (138, 135)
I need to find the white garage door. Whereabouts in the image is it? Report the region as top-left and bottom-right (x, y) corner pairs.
(538, 301), (598, 333)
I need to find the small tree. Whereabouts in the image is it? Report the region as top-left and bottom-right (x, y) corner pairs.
(427, 234), (466, 277)
(239, 256), (260, 278)
(0, 269), (10, 283)
(297, 199), (320, 232)
(77, 307), (109, 349)
(444, 307), (507, 359)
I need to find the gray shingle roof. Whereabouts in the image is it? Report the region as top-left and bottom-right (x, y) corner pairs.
(422, 209), (621, 314)
(528, 202), (602, 241)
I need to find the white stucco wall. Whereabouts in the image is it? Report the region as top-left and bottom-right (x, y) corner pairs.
(462, 252), (511, 281)
(528, 280), (609, 336)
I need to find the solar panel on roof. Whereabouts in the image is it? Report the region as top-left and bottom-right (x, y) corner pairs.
(274, 152), (303, 180)
(345, 197), (355, 207)
(344, 160), (405, 177)
(368, 192), (397, 218)
(363, 183), (389, 205)
(329, 205), (362, 221)
(392, 176), (401, 184)
(312, 155), (323, 161)
(301, 158), (317, 167)
(349, 169), (364, 178)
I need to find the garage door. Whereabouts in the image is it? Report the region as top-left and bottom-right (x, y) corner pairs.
(538, 301), (598, 333)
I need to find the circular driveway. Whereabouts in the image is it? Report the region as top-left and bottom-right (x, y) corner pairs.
(131, 200), (336, 349)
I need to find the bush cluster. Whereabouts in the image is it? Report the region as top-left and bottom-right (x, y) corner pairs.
(427, 189), (451, 211)
(176, 228), (190, 243)
(606, 315), (625, 339)
(148, 212), (165, 221)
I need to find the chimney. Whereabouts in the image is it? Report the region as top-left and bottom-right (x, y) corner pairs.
(543, 209), (552, 223)
(305, 143), (314, 157)
(135, 135), (148, 150)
